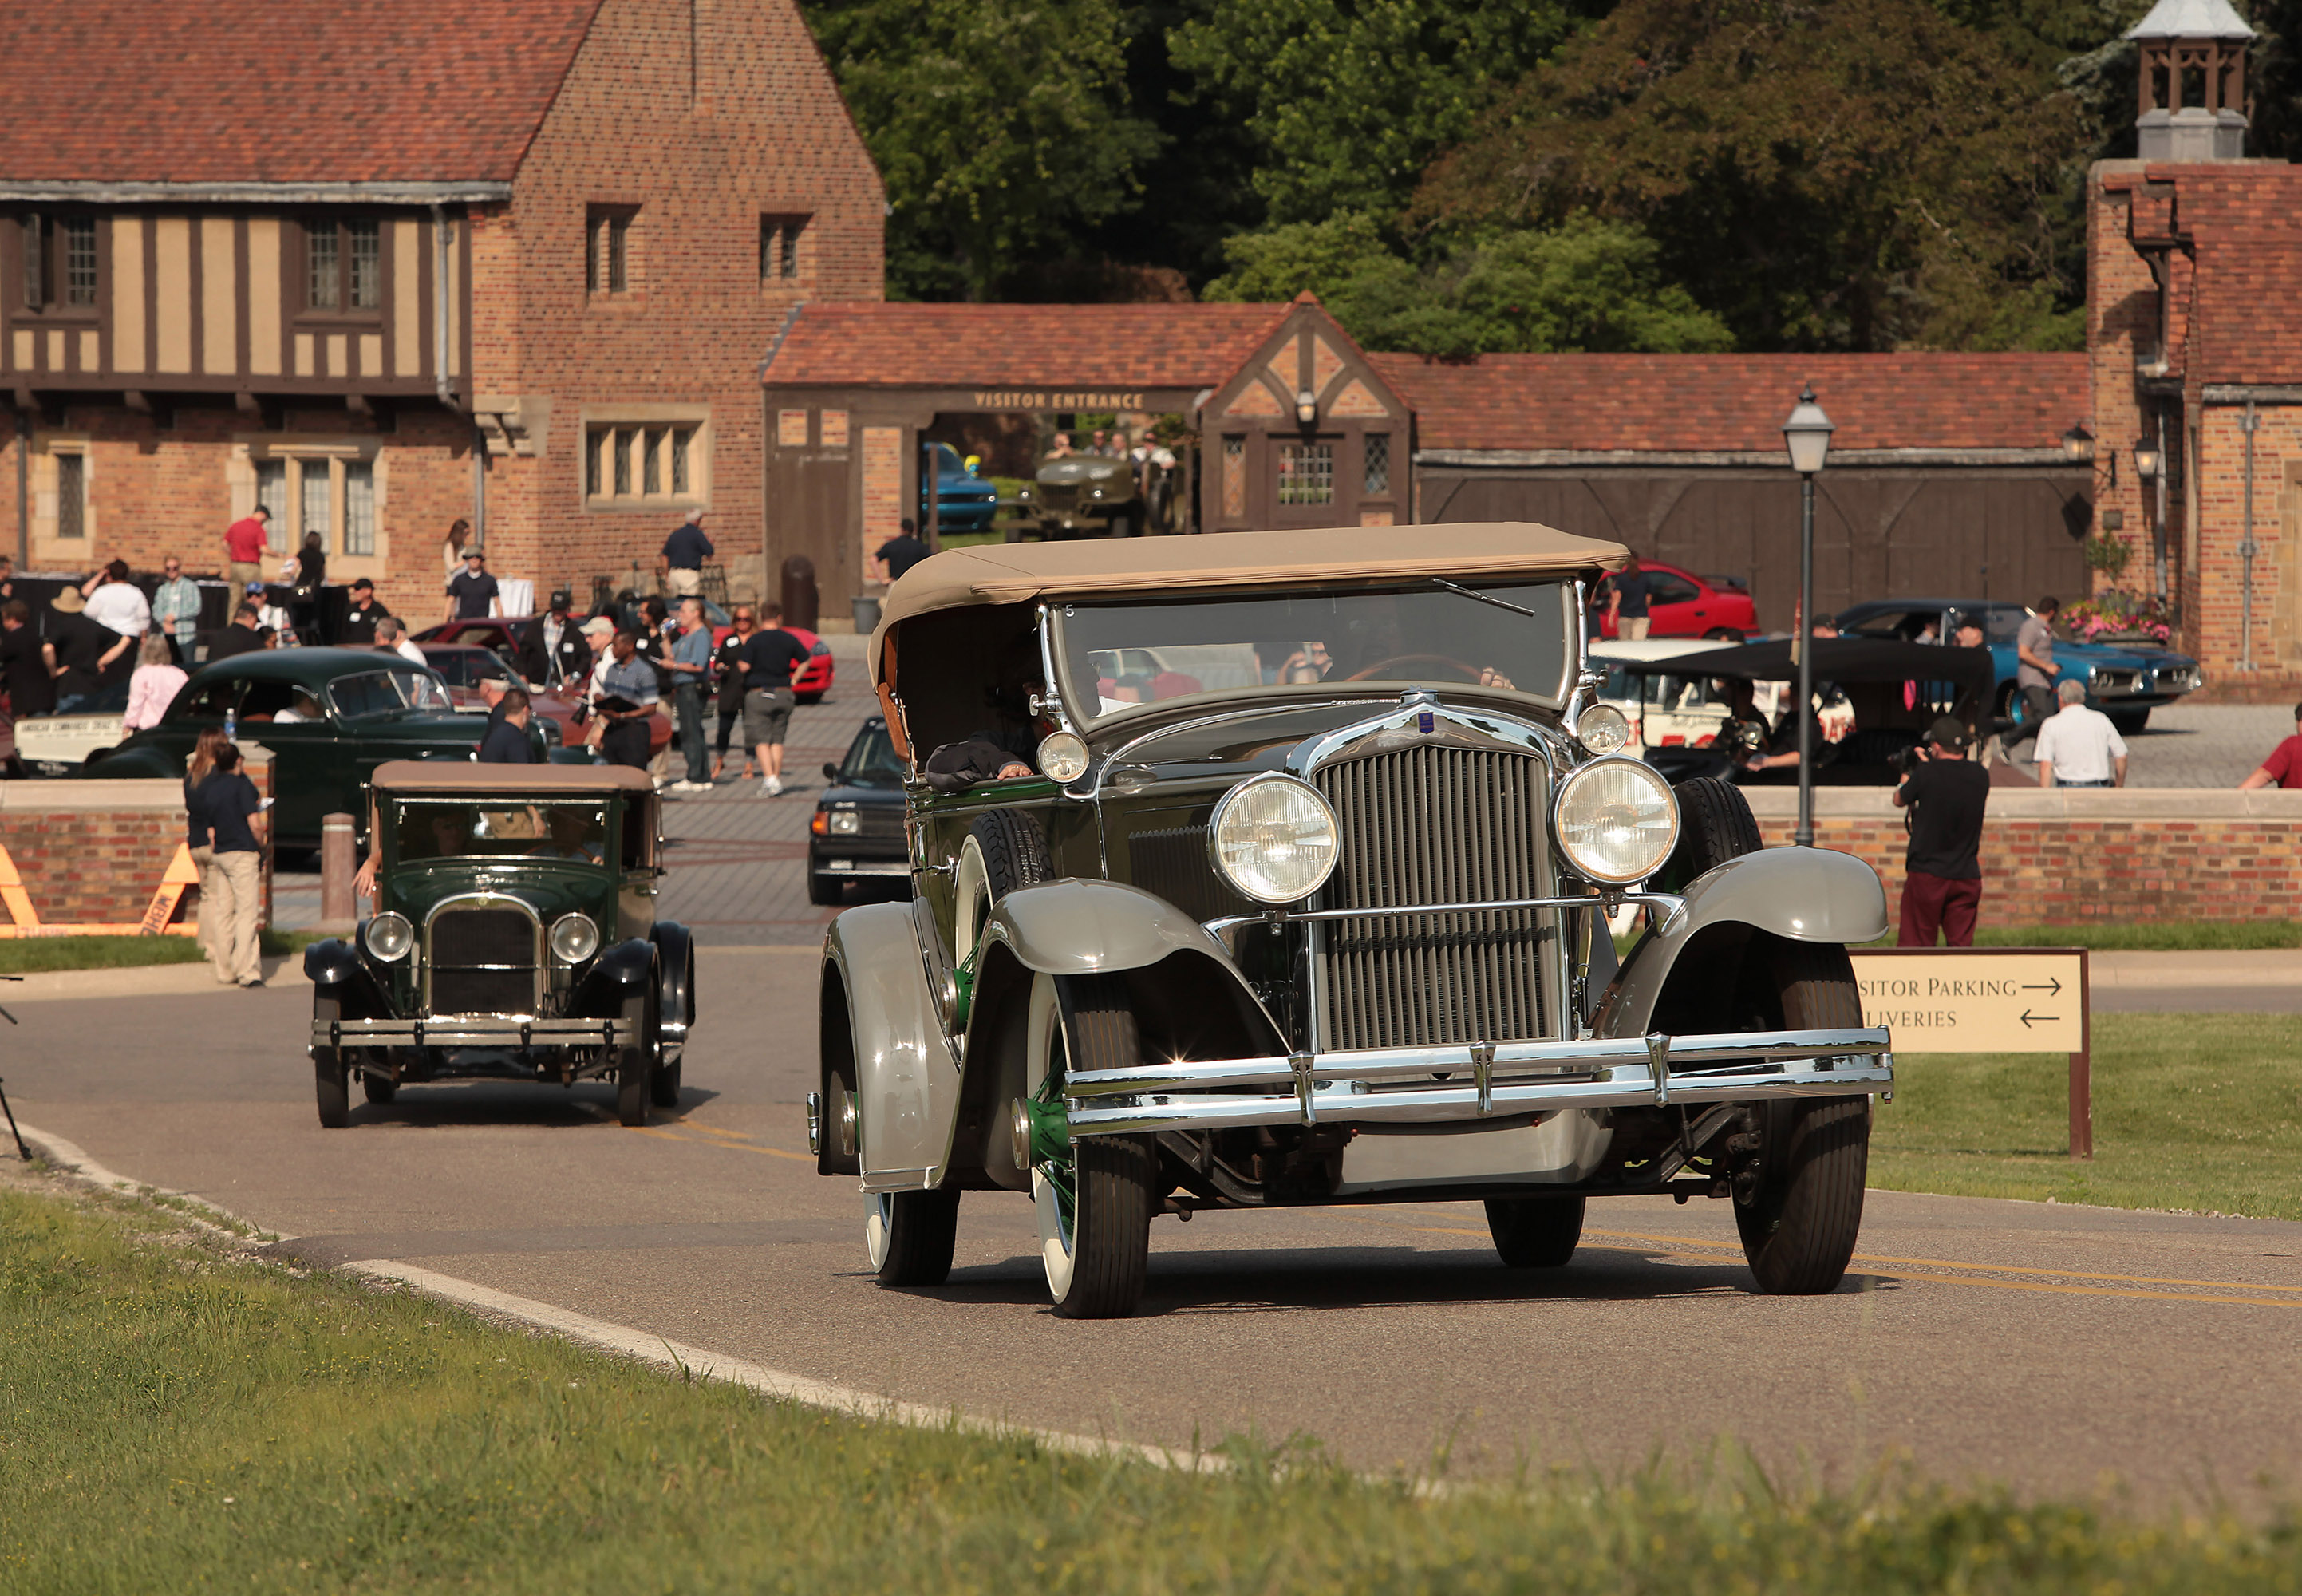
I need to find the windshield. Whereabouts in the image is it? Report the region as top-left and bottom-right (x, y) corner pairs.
(1055, 583), (1570, 721)
(330, 670), (452, 720)
(838, 721), (906, 788)
(392, 800), (609, 864)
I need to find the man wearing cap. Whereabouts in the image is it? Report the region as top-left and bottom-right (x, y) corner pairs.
(1893, 715), (1992, 947)
(338, 578), (385, 647)
(443, 547), (502, 624)
(659, 509), (713, 599)
(518, 588), (593, 689)
(45, 587), (133, 713)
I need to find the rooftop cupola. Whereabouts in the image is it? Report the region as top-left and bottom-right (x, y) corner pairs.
(2126, 0), (2256, 160)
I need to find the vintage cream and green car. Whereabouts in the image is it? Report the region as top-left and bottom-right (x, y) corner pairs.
(808, 525), (1893, 1317)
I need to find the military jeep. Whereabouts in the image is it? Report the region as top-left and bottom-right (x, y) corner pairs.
(1013, 453), (1146, 540)
(811, 524), (1893, 1318)
(302, 762), (696, 1128)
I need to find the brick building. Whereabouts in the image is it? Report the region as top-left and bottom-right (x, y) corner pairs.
(2087, 0), (2302, 693)
(2, 0), (881, 626)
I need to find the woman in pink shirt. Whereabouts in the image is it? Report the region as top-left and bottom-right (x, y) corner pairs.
(123, 633), (188, 730)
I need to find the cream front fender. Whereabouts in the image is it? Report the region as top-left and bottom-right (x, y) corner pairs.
(823, 902), (961, 1191)
(1593, 847), (1889, 1039)
(977, 877), (1241, 976)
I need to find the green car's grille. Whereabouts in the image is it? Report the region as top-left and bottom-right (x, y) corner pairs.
(1311, 744), (1553, 1051)
(426, 905), (540, 1017)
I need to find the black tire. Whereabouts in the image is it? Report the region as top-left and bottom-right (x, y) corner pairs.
(807, 863), (843, 906)
(361, 1067), (397, 1105)
(1107, 513), (1132, 539)
(796, 693), (823, 707)
(1043, 975), (1156, 1319)
(1486, 1195), (1585, 1267)
(1734, 941), (1871, 1294)
(650, 1050), (682, 1108)
(1656, 777), (1762, 892)
(871, 1189), (961, 1286)
(1701, 626), (1747, 642)
(313, 996), (350, 1128)
(2108, 707), (2150, 735)
(970, 810), (1052, 895)
(616, 990), (654, 1128)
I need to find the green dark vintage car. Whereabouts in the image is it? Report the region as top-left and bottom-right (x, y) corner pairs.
(812, 524), (1895, 1318)
(83, 648), (551, 849)
(302, 762), (695, 1128)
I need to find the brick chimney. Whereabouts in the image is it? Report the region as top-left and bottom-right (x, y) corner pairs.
(2127, 0), (2256, 160)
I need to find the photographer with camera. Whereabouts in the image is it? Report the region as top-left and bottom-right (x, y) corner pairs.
(1893, 715), (1991, 946)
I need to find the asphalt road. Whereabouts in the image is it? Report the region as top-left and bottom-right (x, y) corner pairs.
(13, 950), (2302, 1505)
(16, 644), (2302, 1503)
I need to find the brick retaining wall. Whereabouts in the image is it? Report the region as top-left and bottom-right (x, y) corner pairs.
(1741, 788), (2302, 923)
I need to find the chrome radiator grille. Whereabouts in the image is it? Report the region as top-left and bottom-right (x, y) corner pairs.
(425, 905), (540, 1017)
(1311, 745), (1550, 1050)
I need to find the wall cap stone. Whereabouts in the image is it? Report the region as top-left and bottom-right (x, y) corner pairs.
(0, 780), (186, 812)
(1739, 786), (2302, 820)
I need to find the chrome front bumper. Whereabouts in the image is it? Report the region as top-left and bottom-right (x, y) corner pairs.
(1058, 1025), (1893, 1137)
(309, 1015), (638, 1051)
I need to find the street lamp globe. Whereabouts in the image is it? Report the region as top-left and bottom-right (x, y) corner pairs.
(1293, 388), (1317, 426)
(2062, 421), (2095, 461)
(1781, 385), (1834, 476)
(2134, 438), (2162, 480)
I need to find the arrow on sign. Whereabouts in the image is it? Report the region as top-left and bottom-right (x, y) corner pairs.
(2020, 1009), (2061, 1028)
(2021, 978), (2063, 997)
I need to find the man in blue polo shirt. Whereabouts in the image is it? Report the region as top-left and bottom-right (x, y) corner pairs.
(660, 510), (713, 598)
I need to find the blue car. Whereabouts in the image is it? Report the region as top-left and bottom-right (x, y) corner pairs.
(1834, 599), (2201, 733)
(918, 441), (998, 534)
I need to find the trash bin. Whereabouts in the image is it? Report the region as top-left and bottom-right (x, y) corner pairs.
(851, 595), (883, 634)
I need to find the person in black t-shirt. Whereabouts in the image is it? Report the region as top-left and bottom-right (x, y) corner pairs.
(1893, 715), (1991, 947)
(0, 601), (56, 719)
(209, 601), (269, 661)
(46, 591), (132, 713)
(478, 688), (535, 763)
(185, 738), (269, 986)
(736, 602), (813, 795)
(443, 547), (501, 623)
(338, 579), (385, 646)
(875, 518), (931, 583)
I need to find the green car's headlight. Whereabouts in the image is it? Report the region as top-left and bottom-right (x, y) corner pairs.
(364, 911), (413, 962)
(1552, 757), (1679, 886)
(1208, 775), (1338, 905)
(550, 913), (600, 965)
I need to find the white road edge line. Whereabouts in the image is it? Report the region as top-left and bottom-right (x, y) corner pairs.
(345, 1260), (1223, 1474)
(14, 1118), (1218, 1477)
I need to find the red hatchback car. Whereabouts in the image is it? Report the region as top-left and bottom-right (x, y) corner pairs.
(1591, 561), (1757, 640)
(418, 609), (836, 701)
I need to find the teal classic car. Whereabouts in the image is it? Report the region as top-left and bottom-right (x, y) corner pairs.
(84, 648), (551, 850)
(302, 762), (696, 1128)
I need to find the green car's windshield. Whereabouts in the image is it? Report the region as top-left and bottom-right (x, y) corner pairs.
(1054, 582), (1571, 723)
(393, 800), (609, 864)
(838, 723), (906, 788)
(330, 670), (452, 720)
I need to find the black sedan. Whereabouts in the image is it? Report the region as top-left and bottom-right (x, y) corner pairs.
(808, 717), (907, 904)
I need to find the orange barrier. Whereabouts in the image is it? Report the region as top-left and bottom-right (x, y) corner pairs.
(0, 841), (203, 938)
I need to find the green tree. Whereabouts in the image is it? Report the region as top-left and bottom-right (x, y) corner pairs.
(1415, 0), (2093, 350)
(1206, 211), (1734, 354)
(1168, 0), (1593, 226)
(801, 0), (1159, 299)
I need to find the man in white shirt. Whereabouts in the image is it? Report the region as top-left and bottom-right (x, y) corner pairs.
(374, 615), (428, 668)
(81, 559), (152, 638)
(2035, 679), (2127, 788)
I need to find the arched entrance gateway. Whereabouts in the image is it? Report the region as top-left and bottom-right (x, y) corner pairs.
(760, 295), (2092, 633)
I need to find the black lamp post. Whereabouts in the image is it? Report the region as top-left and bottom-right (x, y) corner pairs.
(1782, 384), (1834, 849)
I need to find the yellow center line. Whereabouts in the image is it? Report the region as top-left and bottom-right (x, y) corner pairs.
(624, 1124), (813, 1161)
(1320, 1213), (2302, 1306)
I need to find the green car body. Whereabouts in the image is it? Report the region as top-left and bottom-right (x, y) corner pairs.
(301, 763), (695, 1128)
(84, 648), (551, 850)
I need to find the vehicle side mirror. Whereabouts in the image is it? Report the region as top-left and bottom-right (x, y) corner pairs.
(822, 762), (841, 781)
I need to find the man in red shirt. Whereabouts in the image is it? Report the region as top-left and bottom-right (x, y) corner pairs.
(224, 505), (271, 592)
(2238, 703), (2302, 790)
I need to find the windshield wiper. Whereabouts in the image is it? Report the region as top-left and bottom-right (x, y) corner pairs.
(1427, 576), (1544, 621)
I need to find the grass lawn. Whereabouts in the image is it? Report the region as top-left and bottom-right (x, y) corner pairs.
(0, 927), (318, 975)
(1871, 1013), (2302, 1219)
(6, 1179), (2300, 1593)
(1869, 921), (2302, 952)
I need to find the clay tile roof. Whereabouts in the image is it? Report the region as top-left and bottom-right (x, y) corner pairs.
(1365, 352), (2089, 453)
(2146, 165), (2302, 388)
(0, 0), (605, 184)
(761, 303), (1295, 391)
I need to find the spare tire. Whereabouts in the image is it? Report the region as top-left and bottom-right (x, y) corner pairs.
(954, 811), (1052, 962)
(1656, 776), (1762, 893)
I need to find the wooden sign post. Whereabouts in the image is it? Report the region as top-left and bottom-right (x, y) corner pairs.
(1848, 948), (2093, 1159)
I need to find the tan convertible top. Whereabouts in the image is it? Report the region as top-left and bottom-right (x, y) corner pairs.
(871, 522), (1625, 685)
(371, 760), (655, 794)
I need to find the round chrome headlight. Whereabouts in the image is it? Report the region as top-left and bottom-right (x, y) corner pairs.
(1208, 775), (1338, 905)
(1576, 701), (1632, 757)
(363, 911), (413, 962)
(1037, 730), (1089, 784)
(1553, 758), (1680, 886)
(549, 912), (600, 964)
